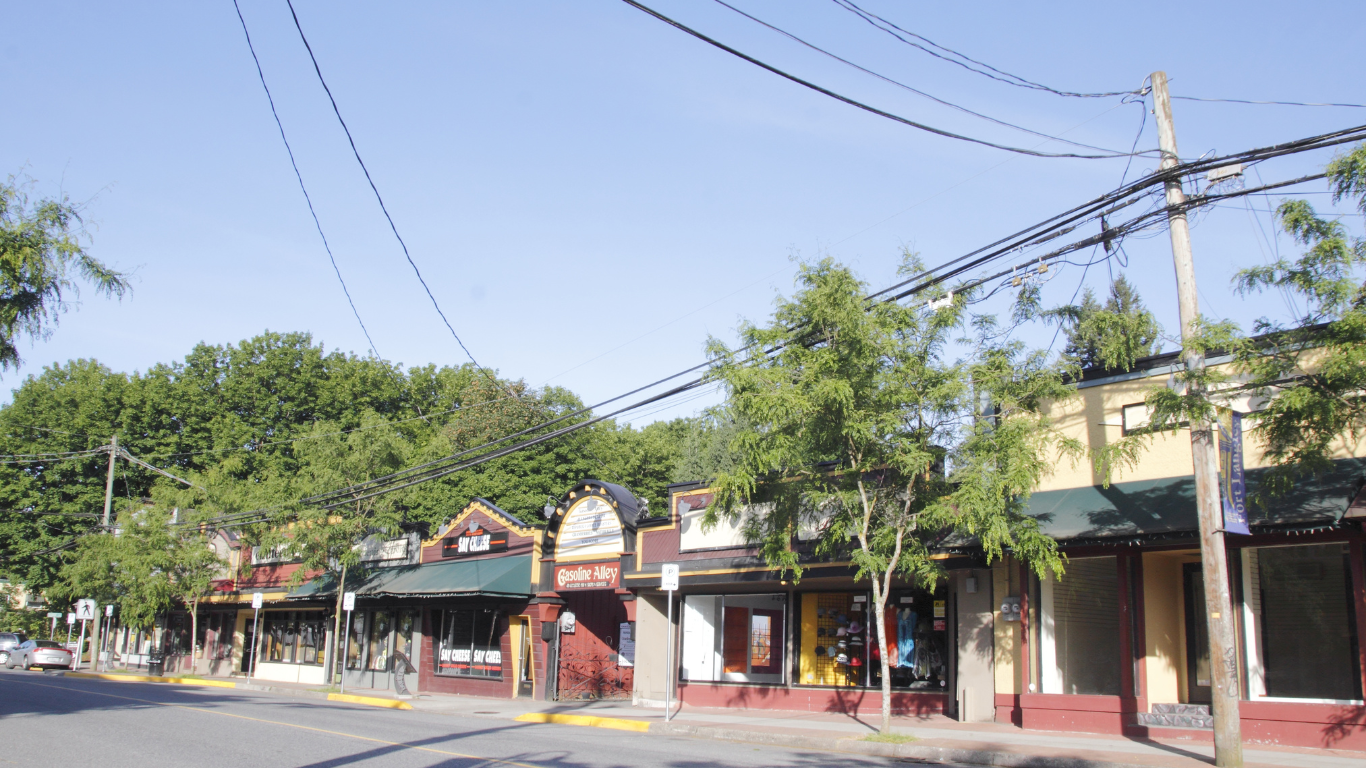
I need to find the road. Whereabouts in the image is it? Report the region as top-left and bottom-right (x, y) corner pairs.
(0, 668), (900, 768)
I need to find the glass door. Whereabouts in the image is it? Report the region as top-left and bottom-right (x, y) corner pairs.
(1183, 564), (1212, 704)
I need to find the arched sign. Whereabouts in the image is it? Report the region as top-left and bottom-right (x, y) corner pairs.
(554, 496), (624, 561)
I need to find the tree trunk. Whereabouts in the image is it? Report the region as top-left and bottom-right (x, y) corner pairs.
(873, 579), (892, 734)
(330, 563), (347, 686)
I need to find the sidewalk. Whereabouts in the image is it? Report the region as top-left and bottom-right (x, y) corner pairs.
(82, 669), (1366, 768)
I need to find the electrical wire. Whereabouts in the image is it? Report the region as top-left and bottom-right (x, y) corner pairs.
(283, 0), (509, 396)
(1175, 96), (1366, 109)
(232, 0), (383, 362)
(620, 0), (1148, 160)
(710, 0), (1126, 154)
(830, 0), (1137, 99)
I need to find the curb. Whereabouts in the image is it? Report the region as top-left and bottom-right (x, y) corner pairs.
(63, 672), (237, 689)
(651, 723), (1153, 768)
(328, 692), (413, 710)
(515, 712), (651, 733)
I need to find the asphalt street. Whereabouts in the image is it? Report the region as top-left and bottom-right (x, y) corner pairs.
(0, 669), (901, 768)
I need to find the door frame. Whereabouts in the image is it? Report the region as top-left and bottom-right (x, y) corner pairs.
(1182, 563), (1212, 704)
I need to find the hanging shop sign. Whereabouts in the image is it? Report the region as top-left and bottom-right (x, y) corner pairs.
(359, 536), (410, 563)
(554, 497), (624, 560)
(1217, 408), (1251, 535)
(554, 561), (621, 591)
(443, 519), (509, 558)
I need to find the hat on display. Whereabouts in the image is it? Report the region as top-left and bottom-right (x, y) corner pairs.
(827, 645), (838, 658)
(836, 613), (849, 625)
(815, 645), (826, 657)
(848, 621), (863, 634)
(850, 656), (863, 667)
(817, 627), (827, 637)
(835, 653), (849, 664)
(835, 626), (847, 637)
(817, 608), (826, 617)
(837, 640), (848, 650)
(849, 636), (864, 647)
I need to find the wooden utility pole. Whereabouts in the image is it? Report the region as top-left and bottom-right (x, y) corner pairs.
(1152, 71), (1243, 767)
(102, 434), (118, 528)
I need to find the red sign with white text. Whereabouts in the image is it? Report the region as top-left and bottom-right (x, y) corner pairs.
(554, 562), (621, 591)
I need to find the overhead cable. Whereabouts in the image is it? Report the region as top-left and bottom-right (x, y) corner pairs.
(620, 0), (1147, 159)
(1174, 96), (1366, 109)
(710, 0), (1126, 154)
(830, 0), (1137, 99)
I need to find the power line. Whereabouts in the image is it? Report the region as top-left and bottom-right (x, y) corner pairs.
(283, 0), (505, 390)
(620, 0), (1148, 160)
(710, 0), (1126, 154)
(231, 0), (383, 361)
(830, 0), (1137, 99)
(1174, 96), (1366, 109)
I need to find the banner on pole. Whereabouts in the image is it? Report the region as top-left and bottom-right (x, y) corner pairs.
(1216, 408), (1251, 535)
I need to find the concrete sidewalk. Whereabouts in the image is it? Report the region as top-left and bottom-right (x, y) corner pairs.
(87, 669), (1365, 768)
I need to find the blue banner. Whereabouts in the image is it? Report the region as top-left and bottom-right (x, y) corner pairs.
(1217, 409), (1251, 535)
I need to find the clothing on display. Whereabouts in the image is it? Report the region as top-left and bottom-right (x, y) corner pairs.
(897, 609), (918, 668)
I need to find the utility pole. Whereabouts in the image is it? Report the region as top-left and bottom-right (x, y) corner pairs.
(94, 434), (118, 676)
(1152, 71), (1243, 768)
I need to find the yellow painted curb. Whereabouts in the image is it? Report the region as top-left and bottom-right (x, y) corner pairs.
(327, 692), (412, 710)
(64, 672), (237, 689)
(514, 712), (651, 733)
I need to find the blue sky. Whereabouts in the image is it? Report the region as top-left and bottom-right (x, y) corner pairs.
(4, 0), (1362, 422)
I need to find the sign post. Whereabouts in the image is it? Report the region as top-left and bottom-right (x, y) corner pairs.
(661, 563), (679, 722)
(47, 611), (61, 639)
(74, 599), (96, 671)
(100, 604), (114, 672)
(64, 613), (75, 652)
(248, 592), (264, 683)
(341, 591), (356, 695)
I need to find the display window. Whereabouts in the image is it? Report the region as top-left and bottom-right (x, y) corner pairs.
(798, 587), (948, 689)
(259, 611), (326, 666)
(1243, 543), (1362, 701)
(682, 594), (786, 684)
(1034, 556), (1121, 696)
(435, 608), (503, 678)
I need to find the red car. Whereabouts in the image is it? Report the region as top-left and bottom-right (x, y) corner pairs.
(4, 640), (74, 671)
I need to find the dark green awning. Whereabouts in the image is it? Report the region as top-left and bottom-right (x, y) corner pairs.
(287, 555), (532, 601)
(1026, 458), (1365, 543)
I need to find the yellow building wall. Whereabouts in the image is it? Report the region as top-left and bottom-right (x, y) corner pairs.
(1037, 358), (1366, 492)
(799, 593), (818, 685)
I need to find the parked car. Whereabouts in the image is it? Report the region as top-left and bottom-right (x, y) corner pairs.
(0, 632), (26, 665)
(5, 639), (73, 671)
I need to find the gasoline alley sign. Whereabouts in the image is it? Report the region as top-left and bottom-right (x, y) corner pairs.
(554, 562), (621, 590)
(442, 519), (509, 558)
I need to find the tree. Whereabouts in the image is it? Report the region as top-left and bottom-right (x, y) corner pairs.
(705, 257), (1072, 734)
(0, 177), (129, 371)
(1049, 274), (1162, 373)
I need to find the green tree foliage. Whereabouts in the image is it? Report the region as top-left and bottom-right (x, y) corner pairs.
(1048, 274), (1162, 373)
(705, 257), (1072, 733)
(0, 177), (129, 371)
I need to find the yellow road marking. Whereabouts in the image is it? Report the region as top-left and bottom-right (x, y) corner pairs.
(514, 712), (651, 733)
(327, 692), (412, 710)
(65, 672), (237, 689)
(2, 676), (545, 768)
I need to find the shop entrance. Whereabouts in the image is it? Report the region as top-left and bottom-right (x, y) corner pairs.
(342, 608), (421, 693)
(1183, 564), (1212, 704)
(555, 591), (632, 700)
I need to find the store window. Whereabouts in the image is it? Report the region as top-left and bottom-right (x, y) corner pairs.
(682, 594), (786, 684)
(1038, 556), (1121, 696)
(435, 608), (502, 678)
(796, 588), (948, 689)
(346, 611), (367, 670)
(259, 611), (326, 666)
(1243, 544), (1361, 701)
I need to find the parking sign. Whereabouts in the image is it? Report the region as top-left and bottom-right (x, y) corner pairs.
(661, 563), (679, 592)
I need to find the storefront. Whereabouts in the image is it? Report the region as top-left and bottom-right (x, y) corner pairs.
(626, 482), (978, 716)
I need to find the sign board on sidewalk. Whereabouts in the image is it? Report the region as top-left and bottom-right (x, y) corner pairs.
(251, 592), (264, 609)
(47, 612), (62, 619)
(75, 599), (96, 621)
(105, 604), (114, 616)
(66, 613), (75, 625)
(343, 592), (356, 612)
(661, 563), (679, 592)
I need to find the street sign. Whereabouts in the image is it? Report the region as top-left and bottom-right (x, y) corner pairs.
(46, 612), (62, 619)
(343, 592), (356, 612)
(251, 592), (264, 609)
(75, 599), (96, 621)
(105, 604), (114, 616)
(661, 563), (679, 592)
(66, 613), (76, 625)
(661, 562), (679, 723)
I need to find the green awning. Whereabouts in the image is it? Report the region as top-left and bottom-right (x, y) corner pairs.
(1026, 458), (1365, 543)
(287, 555), (533, 601)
